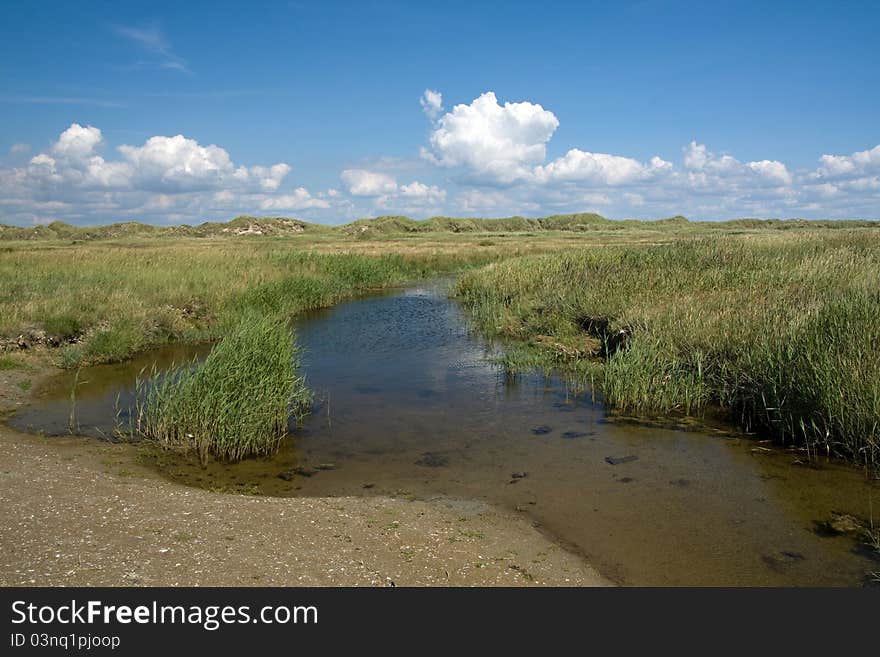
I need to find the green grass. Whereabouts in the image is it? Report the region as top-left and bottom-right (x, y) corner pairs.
(0, 355), (23, 370)
(0, 241), (509, 367)
(134, 312), (310, 463)
(6, 216), (878, 369)
(4, 218), (880, 465)
(454, 230), (880, 464)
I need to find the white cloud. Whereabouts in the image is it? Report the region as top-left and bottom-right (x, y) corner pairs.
(0, 123), (335, 225)
(683, 141), (710, 171)
(535, 150), (672, 185)
(816, 144), (880, 179)
(420, 89), (443, 119)
(51, 123), (103, 160)
(340, 168), (446, 212)
(376, 182), (446, 212)
(398, 181), (445, 202)
(120, 135), (235, 190)
(682, 141), (792, 187)
(113, 24), (189, 73)
(3, 102), (880, 225)
(14, 125), (295, 194)
(340, 169), (398, 196)
(747, 160), (793, 186)
(9, 143), (30, 156)
(415, 90), (877, 218)
(422, 91), (559, 184)
(259, 187), (329, 210)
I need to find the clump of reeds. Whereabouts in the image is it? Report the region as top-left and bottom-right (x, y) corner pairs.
(454, 231), (880, 465)
(135, 312), (311, 463)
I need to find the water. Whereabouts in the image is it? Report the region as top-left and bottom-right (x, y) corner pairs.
(10, 282), (880, 585)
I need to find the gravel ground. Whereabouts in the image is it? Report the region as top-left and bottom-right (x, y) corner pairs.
(0, 426), (608, 587)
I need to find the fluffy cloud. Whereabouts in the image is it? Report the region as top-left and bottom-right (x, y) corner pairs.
(51, 123), (103, 160)
(398, 181), (446, 202)
(258, 187), (329, 211)
(418, 92), (821, 216)
(0, 123), (335, 224)
(417, 89), (866, 218)
(341, 168), (446, 211)
(682, 141), (792, 186)
(3, 96), (880, 226)
(377, 181), (446, 212)
(816, 144), (880, 179)
(12, 124), (295, 194)
(340, 169), (398, 196)
(421, 91), (671, 188)
(422, 91), (559, 183)
(535, 150), (672, 185)
(420, 89), (443, 119)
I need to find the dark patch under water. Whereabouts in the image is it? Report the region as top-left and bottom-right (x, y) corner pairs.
(10, 282), (880, 586)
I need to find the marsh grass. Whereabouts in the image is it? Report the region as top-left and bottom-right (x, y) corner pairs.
(0, 241), (507, 367)
(134, 313), (310, 463)
(454, 231), (880, 464)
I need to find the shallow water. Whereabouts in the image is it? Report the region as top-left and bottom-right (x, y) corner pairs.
(10, 282), (880, 585)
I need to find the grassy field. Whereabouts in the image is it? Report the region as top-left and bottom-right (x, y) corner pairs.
(0, 237), (495, 367)
(454, 230), (880, 464)
(2, 214), (879, 464)
(0, 216), (706, 368)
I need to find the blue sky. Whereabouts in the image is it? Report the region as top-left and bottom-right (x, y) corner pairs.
(1, 0), (878, 225)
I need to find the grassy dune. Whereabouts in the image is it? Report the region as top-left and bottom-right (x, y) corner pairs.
(454, 230), (880, 464)
(3, 212), (878, 242)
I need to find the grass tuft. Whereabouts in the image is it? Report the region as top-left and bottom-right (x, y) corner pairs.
(134, 313), (311, 463)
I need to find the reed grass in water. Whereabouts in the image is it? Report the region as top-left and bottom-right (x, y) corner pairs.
(454, 231), (880, 464)
(135, 313), (310, 463)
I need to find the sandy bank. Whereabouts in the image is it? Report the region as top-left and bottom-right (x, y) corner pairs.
(0, 426), (608, 587)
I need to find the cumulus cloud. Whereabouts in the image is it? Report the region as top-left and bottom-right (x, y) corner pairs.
(416, 91), (879, 218)
(422, 91), (559, 183)
(420, 89), (443, 119)
(3, 96), (880, 225)
(398, 181), (446, 202)
(258, 187), (329, 210)
(340, 169), (399, 196)
(816, 144), (880, 179)
(377, 182), (446, 212)
(681, 141), (793, 188)
(15, 124), (294, 194)
(535, 150), (672, 185)
(747, 160), (793, 186)
(341, 167), (446, 211)
(421, 91), (669, 188)
(51, 123), (103, 160)
(0, 123), (335, 224)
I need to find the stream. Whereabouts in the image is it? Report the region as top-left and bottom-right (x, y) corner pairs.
(10, 281), (879, 586)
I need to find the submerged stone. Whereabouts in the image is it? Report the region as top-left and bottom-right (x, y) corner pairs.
(605, 455), (639, 465)
(415, 452), (448, 468)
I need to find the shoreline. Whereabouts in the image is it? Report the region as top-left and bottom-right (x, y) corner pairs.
(0, 422), (609, 587)
(0, 349), (609, 587)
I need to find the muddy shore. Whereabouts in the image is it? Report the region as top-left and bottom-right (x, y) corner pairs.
(0, 352), (607, 587)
